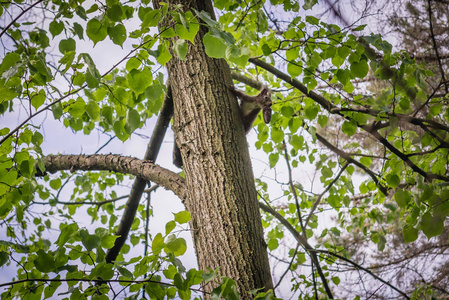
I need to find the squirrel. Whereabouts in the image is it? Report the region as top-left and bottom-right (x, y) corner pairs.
(173, 85), (272, 168)
(228, 84), (272, 133)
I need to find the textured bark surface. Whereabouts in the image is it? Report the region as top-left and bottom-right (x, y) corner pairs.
(41, 154), (186, 200)
(155, 0), (273, 296)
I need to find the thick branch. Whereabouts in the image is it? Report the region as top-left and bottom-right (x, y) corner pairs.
(41, 154), (186, 200)
(231, 71), (263, 90)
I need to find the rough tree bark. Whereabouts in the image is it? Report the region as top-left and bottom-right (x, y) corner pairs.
(154, 0), (274, 296)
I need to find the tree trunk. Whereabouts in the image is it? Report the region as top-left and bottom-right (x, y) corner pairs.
(154, 0), (273, 297)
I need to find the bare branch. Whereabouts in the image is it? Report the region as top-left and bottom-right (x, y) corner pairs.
(39, 154), (186, 200)
(304, 162), (349, 227)
(282, 140), (306, 236)
(259, 202), (410, 299)
(0, 0), (45, 39)
(259, 202), (334, 298)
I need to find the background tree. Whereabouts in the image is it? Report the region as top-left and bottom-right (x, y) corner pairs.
(0, 0), (448, 299)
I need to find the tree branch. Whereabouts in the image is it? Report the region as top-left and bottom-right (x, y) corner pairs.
(105, 85), (174, 263)
(0, 0), (45, 39)
(313, 130), (389, 195)
(259, 202), (410, 299)
(282, 140), (306, 237)
(304, 162), (349, 228)
(249, 57), (449, 183)
(259, 202), (334, 298)
(40, 154), (186, 200)
(312, 249), (411, 299)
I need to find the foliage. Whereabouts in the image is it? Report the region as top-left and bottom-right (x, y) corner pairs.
(0, 0), (448, 299)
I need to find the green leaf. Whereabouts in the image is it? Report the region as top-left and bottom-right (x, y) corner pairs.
(331, 276), (340, 285)
(34, 249), (56, 273)
(86, 18), (108, 45)
(56, 223), (79, 246)
(165, 235), (187, 257)
(152, 233), (165, 255)
(421, 212), (444, 238)
(203, 32), (226, 58)
(202, 269), (218, 284)
(107, 24), (127, 46)
(337, 46), (351, 60)
(303, 0), (318, 9)
(80, 229), (101, 252)
(267, 238), (279, 250)
(195, 9), (218, 27)
(175, 14), (199, 44)
(350, 60), (369, 78)
(327, 195), (340, 208)
(0, 251), (8, 267)
(341, 120), (357, 136)
(117, 266), (133, 278)
(394, 189), (410, 208)
(126, 57), (141, 71)
(305, 15), (319, 25)
(403, 227), (418, 243)
(226, 45), (249, 67)
(386, 174), (400, 188)
(271, 128), (284, 143)
(91, 263), (114, 280)
(290, 135), (304, 151)
(68, 97), (86, 118)
(59, 38), (76, 54)
(165, 221), (176, 235)
(336, 69), (350, 85)
(173, 273), (183, 289)
(113, 119), (129, 141)
(174, 210), (191, 224)
(106, 4), (123, 22)
(49, 178), (61, 190)
(31, 92), (46, 110)
(287, 62), (302, 77)
(81, 53), (101, 88)
(127, 68), (152, 94)
(125, 109), (140, 134)
(100, 235), (118, 249)
(269, 153), (279, 168)
(305, 106), (318, 120)
(86, 101), (100, 120)
(155, 43), (172, 65)
(211, 277), (239, 300)
(141, 9), (162, 28)
(49, 20), (64, 37)
(73, 22), (84, 39)
(173, 39), (188, 60)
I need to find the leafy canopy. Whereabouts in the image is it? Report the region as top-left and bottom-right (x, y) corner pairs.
(0, 0), (448, 299)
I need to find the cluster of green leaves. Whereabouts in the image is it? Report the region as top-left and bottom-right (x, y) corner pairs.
(0, 0), (205, 298)
(1, 0), (448, 298)
(212, 0), (449, 297)
(0, 1), (287, 298)
(0, 209), (202, 299)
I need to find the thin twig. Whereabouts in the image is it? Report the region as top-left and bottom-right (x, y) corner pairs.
(0, 0), (45, 39)
(304, 162), (349, 228)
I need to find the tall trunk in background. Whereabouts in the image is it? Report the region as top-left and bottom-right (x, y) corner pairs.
(154, 0), (273, 297)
